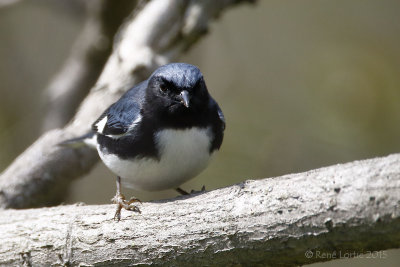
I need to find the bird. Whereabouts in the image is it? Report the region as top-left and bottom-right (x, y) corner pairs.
(62, 63), (225, 220)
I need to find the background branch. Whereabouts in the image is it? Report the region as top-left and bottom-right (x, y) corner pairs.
(0, 0), (255, 209)
(0, 153), (399, 266)
(0, 0), (20, 8)
(42, 0), (139, 131)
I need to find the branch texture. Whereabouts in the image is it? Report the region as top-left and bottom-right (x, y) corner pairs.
(0, 0), (255, 209)
(0, 154), (399, 266)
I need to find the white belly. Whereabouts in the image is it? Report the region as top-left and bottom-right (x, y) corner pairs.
(98, 127), (214, 191)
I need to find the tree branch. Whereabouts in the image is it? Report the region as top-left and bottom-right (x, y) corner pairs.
(0, 0), (20, 8)
(42, 0), (139, 131)
(0, 153), (399, 266)
(0, 0), (255, 209)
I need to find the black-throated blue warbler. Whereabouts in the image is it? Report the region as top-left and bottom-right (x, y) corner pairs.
(63, 63), (225, 220)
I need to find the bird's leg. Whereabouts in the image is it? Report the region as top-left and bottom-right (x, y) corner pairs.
(192, 185), (207, 194)
(175, 185), (206, 196)
(175, 187), (189, 195)
(111, 176), (141, 221)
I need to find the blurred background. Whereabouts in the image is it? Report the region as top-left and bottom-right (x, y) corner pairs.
(0, 0), (399, 266)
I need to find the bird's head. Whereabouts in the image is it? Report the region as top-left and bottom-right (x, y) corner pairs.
(147, 63), (210, 115)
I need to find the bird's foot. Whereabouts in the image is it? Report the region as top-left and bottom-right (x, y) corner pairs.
(111, 193), (141, 221)
(176, 185), (206, 196)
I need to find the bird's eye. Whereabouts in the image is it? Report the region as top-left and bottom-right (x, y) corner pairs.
(160, 84), (167, 93)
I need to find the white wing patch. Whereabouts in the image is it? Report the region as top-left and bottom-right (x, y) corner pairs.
(95, 116), (107, 133)
(105, 114), (143, 139)
(128, 114), (142, 131)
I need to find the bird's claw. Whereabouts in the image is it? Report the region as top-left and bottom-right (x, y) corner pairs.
(176, 185), (206, 195)
(190, 185), (206, 194)
(112, 193), (141, 221)
(127, 205), (141, 213)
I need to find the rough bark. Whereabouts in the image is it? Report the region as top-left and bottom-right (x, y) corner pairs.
(0, 153), (399, 266)
(0, 0), (255, 209)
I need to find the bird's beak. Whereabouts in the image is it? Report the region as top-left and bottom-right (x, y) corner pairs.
(179, 90), (190, 108)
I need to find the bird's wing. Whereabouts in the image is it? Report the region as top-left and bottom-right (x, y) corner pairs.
(210, 97), (226, 132)
(217, 106), (226, 131)
(92, 81), (147, 138)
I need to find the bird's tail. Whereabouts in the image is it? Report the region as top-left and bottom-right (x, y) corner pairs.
(58, 131), (97, 149)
